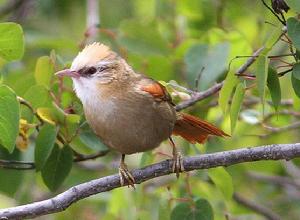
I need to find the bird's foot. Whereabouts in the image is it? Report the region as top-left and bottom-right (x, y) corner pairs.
(119, 162), (135, 188)
(172, 151), (185, 178)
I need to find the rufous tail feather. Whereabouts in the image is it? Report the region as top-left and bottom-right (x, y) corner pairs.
(172, 113), (229, 144)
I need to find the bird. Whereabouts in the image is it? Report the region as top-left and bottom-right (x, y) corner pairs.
(55, 42), (229, 187)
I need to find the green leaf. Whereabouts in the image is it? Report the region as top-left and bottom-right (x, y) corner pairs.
(170, 199), (213, 220)
(34, 123), (58, 171)
(265, 26), (282, 50)
(23, 85), (51, 109)
(230, 82), (245, 133)
(35, 56), (54, 88)
(208, 167), (234, 200)
(292, 63), (300, 80)
(41, 145), (73, 191)
(185, 43), (229, 90)
(292, 73), (300, 98)
(79, 131), (108, 151)
(219, 70), (238, 114)
(22, 85), (51, 122)
(287, 17), (300, 51)
(267, 68), (281, 111)
(286, 0), (300, 12)
(256, 54), (269, 105)
(0, 148), (23, 196)
(0, 22), (24, 61)
(0, 85), (20, 153)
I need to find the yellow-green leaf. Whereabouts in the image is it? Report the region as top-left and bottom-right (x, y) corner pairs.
(219, 70), (238, 114)
(208, 167), (234, 200)
(35, 56), (54, 88)
(230, 82), (245, 133)
(36, 108), (56, 125)
(0, 22), (24, 61)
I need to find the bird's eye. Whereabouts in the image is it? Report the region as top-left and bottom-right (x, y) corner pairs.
(84, 67), (97, 75)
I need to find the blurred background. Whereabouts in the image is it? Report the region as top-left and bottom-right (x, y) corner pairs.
(0, 0), (300, 219)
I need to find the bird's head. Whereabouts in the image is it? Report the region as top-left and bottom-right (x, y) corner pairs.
(55, 42), (131, 103)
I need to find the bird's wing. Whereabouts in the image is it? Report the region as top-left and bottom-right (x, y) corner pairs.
(139, 80), (174, 104)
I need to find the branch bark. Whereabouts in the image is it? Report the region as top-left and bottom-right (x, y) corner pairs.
(1, 143), (300, 219)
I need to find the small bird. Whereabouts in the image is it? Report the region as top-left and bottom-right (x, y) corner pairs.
(56, 43), (228, 186)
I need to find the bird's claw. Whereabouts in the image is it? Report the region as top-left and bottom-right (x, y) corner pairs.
(172, 151), (185, 178)
(119, 163), (135, 188)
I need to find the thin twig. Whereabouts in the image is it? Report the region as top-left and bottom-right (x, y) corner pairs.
(1, 143), (300, 219)
(247, 171), (300, 188)
(233, 193), (281, 220)
(0, 150), (109, 170)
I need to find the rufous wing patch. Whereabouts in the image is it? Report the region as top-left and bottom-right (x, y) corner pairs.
(141, 82), (167, 99)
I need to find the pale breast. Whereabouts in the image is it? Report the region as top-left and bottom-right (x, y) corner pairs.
(84, 91), (177, 154)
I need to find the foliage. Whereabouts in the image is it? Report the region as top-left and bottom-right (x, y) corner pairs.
(0, 0), (300, 219)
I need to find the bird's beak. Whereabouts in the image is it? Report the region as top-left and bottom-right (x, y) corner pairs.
(55, 69), (80, 78)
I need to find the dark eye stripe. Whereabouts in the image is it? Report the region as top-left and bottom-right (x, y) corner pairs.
(79, 67), (97, 76)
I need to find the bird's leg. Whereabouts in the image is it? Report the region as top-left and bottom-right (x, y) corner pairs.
(119, 154), (135, 188)
(169, 137), (184, 178)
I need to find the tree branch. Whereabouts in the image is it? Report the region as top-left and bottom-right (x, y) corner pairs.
(1, 143), (300, 219)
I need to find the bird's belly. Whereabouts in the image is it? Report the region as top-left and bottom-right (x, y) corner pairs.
(84, 98), (176, 154)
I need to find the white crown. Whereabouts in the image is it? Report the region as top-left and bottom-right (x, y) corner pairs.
(71, 42), (111, 71)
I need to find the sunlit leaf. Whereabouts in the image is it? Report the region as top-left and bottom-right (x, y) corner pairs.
(36, 108), (56, 125)
(0, 22), (24, 61)
(41, 144), (73, 191)
(230, 82), (245, 133)
(0, 85), (19, 153)
(35, 56), (54, 88)
(267, 67), (281, 111)
(219, 70), (238, 114)
(170, 198), (213, 220)
(287, 17), (300, 51)
(35, 123), (58, 171)
(208, 167), (233, 200)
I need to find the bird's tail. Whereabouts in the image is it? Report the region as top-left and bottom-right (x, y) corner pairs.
(172, 113), (229, 144)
